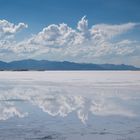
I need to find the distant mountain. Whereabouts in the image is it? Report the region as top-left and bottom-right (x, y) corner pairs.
(0, 59), (139, 71)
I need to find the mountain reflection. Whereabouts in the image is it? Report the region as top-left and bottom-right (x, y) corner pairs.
(0, 82), (139, 124)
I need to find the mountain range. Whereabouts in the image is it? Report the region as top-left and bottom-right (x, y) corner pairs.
(0, 59), (139, 71)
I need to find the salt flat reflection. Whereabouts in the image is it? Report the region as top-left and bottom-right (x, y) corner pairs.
(0, 81), (139, 124)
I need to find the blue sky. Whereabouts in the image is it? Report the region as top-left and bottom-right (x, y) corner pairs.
(0, 0), (140, 66)
(0, 0), (140, 29)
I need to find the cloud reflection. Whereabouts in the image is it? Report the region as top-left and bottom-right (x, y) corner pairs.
(0, 82), (138, 124)
(0, 102), (27, 121)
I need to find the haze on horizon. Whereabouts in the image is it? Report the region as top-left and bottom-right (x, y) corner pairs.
(0, 0), (140, 66)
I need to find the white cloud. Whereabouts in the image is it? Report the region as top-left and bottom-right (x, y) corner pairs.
(77, 16), (88, 32)
(0, 19), (27, 39)
(0, 17), (139, 65)
(91, 23), (137, 40)
(0, 20), (28, 59)
(27, 23), (83, 48)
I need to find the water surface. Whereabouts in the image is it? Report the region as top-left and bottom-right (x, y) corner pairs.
(0, 71), (140, 140)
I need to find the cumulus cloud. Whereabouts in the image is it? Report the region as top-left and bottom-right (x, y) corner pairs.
(0, 17), (139, 65)
(0, 19), (27, 39)
(0, 20), (27, 59)
(26, 23), (83, 49)
(91, 23), (137, 40)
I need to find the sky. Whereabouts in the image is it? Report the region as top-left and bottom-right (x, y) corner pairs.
(0, 0), (140, 66)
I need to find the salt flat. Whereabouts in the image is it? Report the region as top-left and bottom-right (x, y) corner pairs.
(0, 71), (140, 140)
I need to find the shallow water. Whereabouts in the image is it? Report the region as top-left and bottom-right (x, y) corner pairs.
(0, 71), (140, 140)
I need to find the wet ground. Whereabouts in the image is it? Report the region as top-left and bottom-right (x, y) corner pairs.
(0, 71), (140, 140)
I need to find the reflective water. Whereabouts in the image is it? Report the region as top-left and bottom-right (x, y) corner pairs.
(0, 71), (140, 140)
